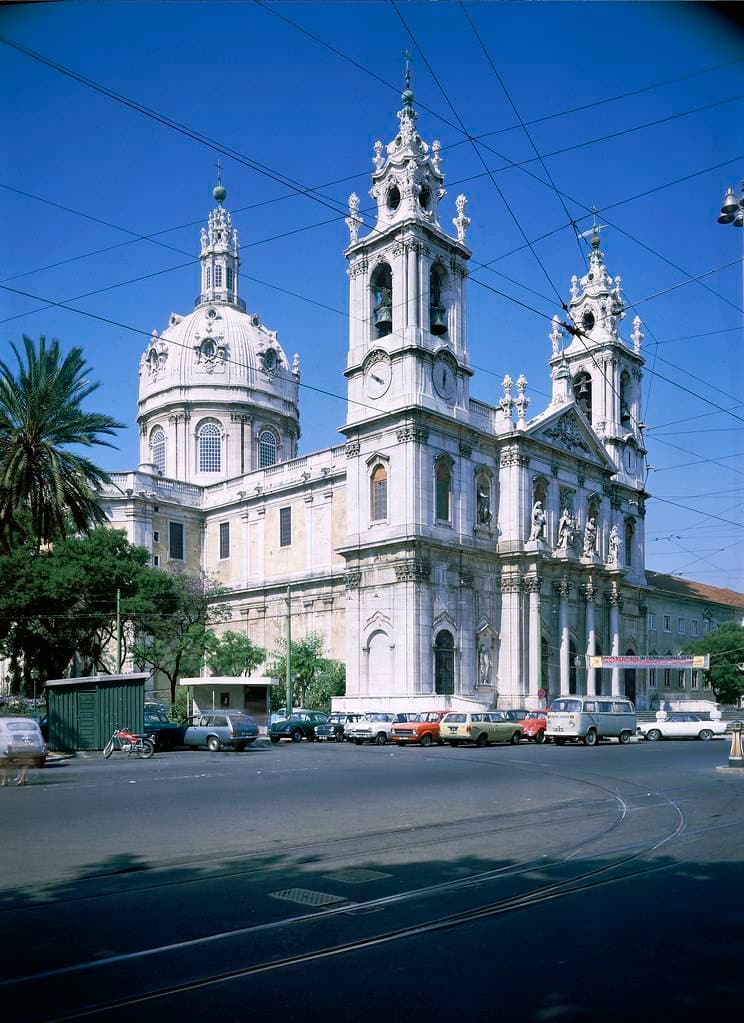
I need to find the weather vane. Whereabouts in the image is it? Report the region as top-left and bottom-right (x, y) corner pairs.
(403, 48), (412, 89)
(215, 160), (223, 186)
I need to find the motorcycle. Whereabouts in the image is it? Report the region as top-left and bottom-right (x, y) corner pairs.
(102, 727), (155, 759)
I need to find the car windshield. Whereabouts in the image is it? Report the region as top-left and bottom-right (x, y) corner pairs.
(6, 721), (39, 732)
(145, 710), (169, 723)
(525, 711), (544, 720)
(550, 699), (582, 713)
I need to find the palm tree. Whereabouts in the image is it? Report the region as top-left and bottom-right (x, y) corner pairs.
(0, 335), (123, 548)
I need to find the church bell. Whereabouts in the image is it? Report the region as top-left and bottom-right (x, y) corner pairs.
(430, 304), (447, 335)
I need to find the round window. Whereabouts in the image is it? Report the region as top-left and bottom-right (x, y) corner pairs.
(582, 310), (595, 331)
(387, 185), (401, 212)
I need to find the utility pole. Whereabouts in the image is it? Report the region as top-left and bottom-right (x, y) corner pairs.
(116, 588), (122, 673)
(286, 585), (293, 713)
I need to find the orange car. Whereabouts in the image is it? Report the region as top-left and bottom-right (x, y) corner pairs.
(391, 711), (450, 747)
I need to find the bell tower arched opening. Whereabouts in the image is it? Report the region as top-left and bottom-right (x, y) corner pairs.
(573, 371), (592, 421)
(371, 263), (393, 339)
(429, 263), (448, 336)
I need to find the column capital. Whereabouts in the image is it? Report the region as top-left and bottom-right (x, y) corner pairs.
(500, 573), (522, 594)
(553, 577), (571, 599)
(606, 583), (622, 608)
(524, 575), (543, 595)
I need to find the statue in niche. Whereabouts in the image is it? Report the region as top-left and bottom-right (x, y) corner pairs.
(557, 507), (576, 550)
(476, 477), (492, 526)
(583, 516), (597, 557)
(608, 524), (621, 564)
(478, 644), (492, 687)
(528, 501), (547, 542)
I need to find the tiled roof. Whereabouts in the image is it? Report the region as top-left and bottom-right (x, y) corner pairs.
(646, 571), (744, 610)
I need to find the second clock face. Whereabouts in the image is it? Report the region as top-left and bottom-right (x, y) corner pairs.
(364, 357), (392, 399)
(433, 357), (457, 401)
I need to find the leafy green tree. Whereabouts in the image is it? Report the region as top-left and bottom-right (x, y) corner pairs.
(0, 527), (155, 692)
(205, 631), (266, 677)
(266, 632), (345, 711)
(130, 573), (231, 703)
(0, 336), (123, 549)
(684, 622), (744, 705)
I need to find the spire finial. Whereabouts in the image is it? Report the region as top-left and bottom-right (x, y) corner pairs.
(213, 161), (227, 205)
(401, 48), (414, 109)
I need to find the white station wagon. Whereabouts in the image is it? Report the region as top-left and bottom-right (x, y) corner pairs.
(637, 713), (727, 742)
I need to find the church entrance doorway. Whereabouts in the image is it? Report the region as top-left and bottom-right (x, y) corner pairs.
(435, 631), (455, 696)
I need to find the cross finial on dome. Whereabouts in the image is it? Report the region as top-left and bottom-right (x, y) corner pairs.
(213, 161), (227, 205)
(401, 49), (414, 110)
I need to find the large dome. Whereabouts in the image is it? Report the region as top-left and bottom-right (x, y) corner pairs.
(135, 187), (301, 484)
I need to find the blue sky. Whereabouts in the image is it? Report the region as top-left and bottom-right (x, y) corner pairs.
(1, 2), (743, 589)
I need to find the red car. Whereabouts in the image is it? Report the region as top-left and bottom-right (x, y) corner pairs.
(391, 711), (450, 747)
(521, 710), (548, 743)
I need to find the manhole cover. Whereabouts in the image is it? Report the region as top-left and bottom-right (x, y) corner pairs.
(323, 868), (392, 884)
(269, 888), (347, 907)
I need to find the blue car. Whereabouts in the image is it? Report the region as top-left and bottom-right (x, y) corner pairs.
(182, 711), (259, 752)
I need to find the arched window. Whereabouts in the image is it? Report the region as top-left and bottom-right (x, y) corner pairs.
(214, 264), (223, 288)
(435, 458), (452, 523)
(198, 422), (221, 473)
(227, 266), (234, 291)
(624, 518), (635, 567)
(371, 263), (393, 338)
(150, 426), (166, 475)
(370, 464), (387, 521)
(434, 631), (455, 695)
(573, 371), (592, 421)
(258, 429), (277, 468)
(620, 370), (632, 427)
(429, 264), (447, 336)
(205, 266), (211, 289)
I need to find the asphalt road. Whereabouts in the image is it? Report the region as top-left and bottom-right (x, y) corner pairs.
(2, 736), (742, 1022)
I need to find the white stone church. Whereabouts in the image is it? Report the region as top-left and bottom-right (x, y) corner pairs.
(102, 82), (743, 713)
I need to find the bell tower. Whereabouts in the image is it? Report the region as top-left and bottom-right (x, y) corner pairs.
(344, 63), (472, 426)
(551, 224), (646, 488)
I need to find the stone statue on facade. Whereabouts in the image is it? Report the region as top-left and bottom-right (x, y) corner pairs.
(608, 523), (621, 564)
(476, 477), (491, 526)
(478, 644), (492, 687)
(528, 501), (547, 542)
(583, 516), (597, 557)
(557, 507), (576, 550)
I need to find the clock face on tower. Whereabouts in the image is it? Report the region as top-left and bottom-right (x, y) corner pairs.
(432, 354), (457, 401)
(363, 355), (392, 399)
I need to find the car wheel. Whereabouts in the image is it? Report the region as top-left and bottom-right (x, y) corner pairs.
(270, 736), (281, 744)
(206, 736), (221, 753)
(698, 729), (714, 741)
(475, 732), (488, 748)
(646, 729), (661, 742)
(510, 731), (521, 745)
(583, 730), (598, 747)
(374, 732), (387, 746)
(291, 729), (303, 743)
(420, 733), (433, 748)
(618, 730), (631, 745)
(535, 730), (546, 745)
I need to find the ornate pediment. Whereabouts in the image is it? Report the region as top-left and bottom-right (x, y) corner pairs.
(527, 406), (613, 468)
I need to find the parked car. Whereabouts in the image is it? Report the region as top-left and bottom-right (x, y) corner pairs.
(143, 706), (186, 750)
(391, 710), (450, 747)
(502, 709), (531, 722)
(637, 713), (727, 742)
(269, 711), (329, 743)
(0, 716), (47, 768)
(546, 697), (636, 746)
(440, 711), (523, 747)
(182, 711), (259, 751)
(346, 712), (415, 746)
(521, 710), (548, 743)
(315, 713), (361, 742)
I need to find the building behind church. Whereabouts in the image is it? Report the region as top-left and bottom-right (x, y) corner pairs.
(99, 80), (743, 712)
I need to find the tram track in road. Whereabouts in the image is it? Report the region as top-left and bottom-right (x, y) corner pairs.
(2, 755), (693, 1023)
(15, 784), (687, 1023)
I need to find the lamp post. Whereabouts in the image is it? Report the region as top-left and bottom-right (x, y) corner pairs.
(717, 181), (744, 323)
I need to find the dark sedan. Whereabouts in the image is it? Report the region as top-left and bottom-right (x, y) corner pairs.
(143, 708), (186, 750)
(315, 713), (362, 742)
(269, 711), (329, 743)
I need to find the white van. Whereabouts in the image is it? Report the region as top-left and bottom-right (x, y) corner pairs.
(0, 716), (47, 767)
(545, 697), (636, 746)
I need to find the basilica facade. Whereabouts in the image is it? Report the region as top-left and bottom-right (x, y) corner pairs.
(101, 83), (738, 713)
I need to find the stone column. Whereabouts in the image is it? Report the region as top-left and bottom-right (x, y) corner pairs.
(526, 575), (542, 702)
(499, 573), (524, 703)
(557, 577), (571, 696)
(584, 580), (597, 696)
(608, 584), (622, 696)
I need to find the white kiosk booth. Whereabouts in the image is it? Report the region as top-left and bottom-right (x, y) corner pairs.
(179, 676), (277, 729)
